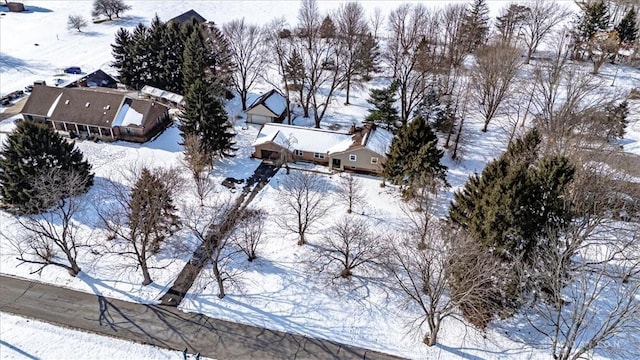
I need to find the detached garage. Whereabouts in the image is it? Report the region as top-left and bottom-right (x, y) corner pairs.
(245, 89), (288, 124)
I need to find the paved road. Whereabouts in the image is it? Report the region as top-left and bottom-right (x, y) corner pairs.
(0, 275), (404, 360)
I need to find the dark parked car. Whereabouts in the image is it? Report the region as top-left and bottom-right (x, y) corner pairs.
(64, 66), (82, 74)
(25, 85), (34, 93)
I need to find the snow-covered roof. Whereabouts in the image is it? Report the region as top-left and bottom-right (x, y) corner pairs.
(253, 123), (352, 154)
(247, 89), (287, 116)
(141, 85), (184, 105)
(363, 127), (393, 156)
(112, 101), (144, 127)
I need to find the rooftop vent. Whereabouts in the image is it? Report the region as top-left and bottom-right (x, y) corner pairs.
(85, 102), (90, 107)
(65, 100), (70, 105)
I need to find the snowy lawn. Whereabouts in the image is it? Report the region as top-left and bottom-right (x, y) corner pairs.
(1, 1), (639, 359)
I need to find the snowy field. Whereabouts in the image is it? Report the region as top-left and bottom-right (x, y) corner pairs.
(1, 1), (639, 359)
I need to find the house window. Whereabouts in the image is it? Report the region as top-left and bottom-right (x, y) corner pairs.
(125, 128), (133, 135)
(371, 157), (379, 164)
(294, 150), (303, 156)
(349, 154), (357, 162)
(314, 152), (325, 159)
(25, 115), (33, 121)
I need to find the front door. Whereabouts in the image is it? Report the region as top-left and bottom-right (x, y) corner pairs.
(332, 158), (341, 169)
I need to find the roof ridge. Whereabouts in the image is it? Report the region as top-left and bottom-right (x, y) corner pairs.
(264, 123), (350, 135)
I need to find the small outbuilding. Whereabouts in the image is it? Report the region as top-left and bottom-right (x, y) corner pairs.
(245, 89), (288, 125)
(167, 9), (207, 26)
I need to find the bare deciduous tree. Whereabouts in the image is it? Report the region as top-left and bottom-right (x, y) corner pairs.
(337, 172), (366, 214)
(388, 225), (499, 346)
(521, 0), (572, 64)
(8, 169), (89, 277)
(369, 7), (384, 40)
(181, 134), (213, 206)
(276, 170), (329, 245)
(530, 32), (614, 154)
(335, 2), (370, 105)
(232, 207), (267, 262)
(98, 166), (181, 285)
(317, 218), (381, 278)
(223, 19), (268, 110)
(385, 3), (437, 124)
(181, 198), (237, 298)
(263, 17), (294, 124)
(439, 3), (468, 69)
(528, 228), (640, 360)
(67, 15), (88, 32)
(471, 43), (522, 132)
(91, 0), (130, 21)
(401, 184), (435, 250)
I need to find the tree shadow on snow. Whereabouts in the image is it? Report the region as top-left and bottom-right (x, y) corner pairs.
(22, 6), (53, 13)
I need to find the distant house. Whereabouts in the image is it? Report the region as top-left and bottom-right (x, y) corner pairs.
(167, 9), (207, 26)
(21, 86), (170, 143)
(252, 123), (393, 175)
(140, 85), (184, 108)
(245, 89), (288, 124)
(66, 69), (118, 89)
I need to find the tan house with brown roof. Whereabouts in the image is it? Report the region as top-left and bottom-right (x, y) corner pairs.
(252, 123), (393, 175)
(21, 86), (170, 143)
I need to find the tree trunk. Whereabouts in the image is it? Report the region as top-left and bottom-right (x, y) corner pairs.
(482, 119), (489, 132)
(212, 263), (225, 298)
(345, 77), (351, 105)
(141, 262), (153, 285)
(297, 233), (306, 246)
(241, 91), (247, 111)
(525, 47), (534, 65)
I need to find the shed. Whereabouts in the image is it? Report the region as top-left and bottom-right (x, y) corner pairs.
(245, 89), (288, 124)
(167, 9), (207, 26)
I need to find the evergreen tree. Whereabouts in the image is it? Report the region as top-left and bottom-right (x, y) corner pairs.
(414, 87), (445, 129)
(129, 23), (150, 90)
(161, 22), (184, 94)
(365, 80), (400, 131)
(111, 28), (133, 87)
(202, 22), (236, 100)
(146, 14), (168, 90)
(603, 100), (629, 140)
(319, 15), (336, 39)
(0, 121), (93, 214)
(461, 0), (490, 52)
(496, 4), (530, 45)
(181, 79), (236, 160)
(182, 27), (207, 95)
(578, 0), (610, 40)
(384, 116), (448, 197)
(449, 128), (574, 261)
(572, 0), (610, 58)
(615, 8), (638, 45)
(356, 33), (381, 81)
(129, 168), (179, 256)
(285, 49), (305, 107)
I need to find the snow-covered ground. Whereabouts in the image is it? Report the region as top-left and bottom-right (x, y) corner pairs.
(1, 1), (639, 359)
(0, 312), (210, 360)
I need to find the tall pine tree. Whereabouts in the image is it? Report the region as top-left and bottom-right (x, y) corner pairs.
(111, 28), (133, 87)
(182, 27), (207, 95)
(461, 0), (490, 52)
(180, 79), (235, 160)
(615, 7), (638, 46)
(365, 80), (400, 131)
(449, 128), (574, 261)
(0, 121), (93, 214)
(383, 115), (448, 197)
